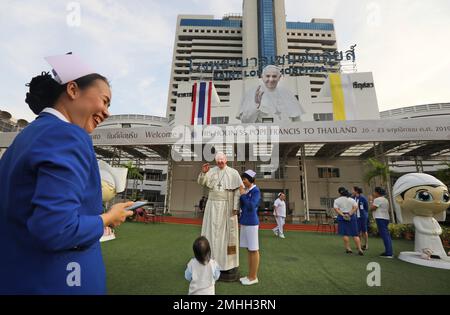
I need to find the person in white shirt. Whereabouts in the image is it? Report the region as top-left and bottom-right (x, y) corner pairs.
(185, 236), (221, 295)
(369, 187), (393, 258)
(333, 187), (364, 255)
(273, 192), (287, 238)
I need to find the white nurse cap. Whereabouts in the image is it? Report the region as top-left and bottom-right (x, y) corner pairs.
(98, 160), (128, 193)
(44, 52), (95, 84)
(392, 173), (445, 197)
(244, 169), (256, 178)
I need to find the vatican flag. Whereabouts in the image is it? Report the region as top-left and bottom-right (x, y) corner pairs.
(329, 73), (358, 121)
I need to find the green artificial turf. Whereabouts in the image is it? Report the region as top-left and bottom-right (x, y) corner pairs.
(101, 222), (450, 295)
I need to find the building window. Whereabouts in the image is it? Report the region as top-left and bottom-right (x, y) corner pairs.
(318, 167), (340, 178)
(211, 116), (229, 124)
(258, 0), (277, 63)
(320, 197), (335, 208)
(122, 123), (131, 128)
(313, 113), (334, 121)
(328, 34), (331, 37)
(262, 118), (274, 123)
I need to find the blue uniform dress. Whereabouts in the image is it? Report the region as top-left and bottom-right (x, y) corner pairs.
(0, 112), (105, 294)
(355, 195), (369, 233)
(335, 197), (359, 237)
(239, 185), (261, 251)
(239, 185), (261, 226)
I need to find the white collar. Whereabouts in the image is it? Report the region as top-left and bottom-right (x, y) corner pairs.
(42, 107), (70, 123)
(248, 184), (256, 192)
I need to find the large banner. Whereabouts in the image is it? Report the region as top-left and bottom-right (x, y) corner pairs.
(1, 118), (449, 148)
(84, 117), (450, 146)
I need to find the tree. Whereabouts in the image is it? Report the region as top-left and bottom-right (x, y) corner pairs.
(435, 162), (450, 186)
(121, 161), (144, 200)
(363, 158), (392, 187)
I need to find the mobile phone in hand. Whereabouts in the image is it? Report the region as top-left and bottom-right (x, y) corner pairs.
(125, 201), (149, 211)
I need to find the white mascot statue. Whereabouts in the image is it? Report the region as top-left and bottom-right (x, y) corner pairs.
(393, 173), (450, 269)
(98, 160), (128, 242)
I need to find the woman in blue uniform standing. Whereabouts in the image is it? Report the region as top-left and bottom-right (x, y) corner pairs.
(333, 187), (364, 256)
(0, 53), (134, 294)
(238, 170), (261, 286)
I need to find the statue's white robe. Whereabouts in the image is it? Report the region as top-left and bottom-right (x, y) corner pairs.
(413, 216), (448, 258)
(198, 166), (242, 271)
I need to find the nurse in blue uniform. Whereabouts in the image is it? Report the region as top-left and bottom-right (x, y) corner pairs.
(238, 170), (261, 286)
(0, 53), (134, 294)
(333, 187), (364, 256)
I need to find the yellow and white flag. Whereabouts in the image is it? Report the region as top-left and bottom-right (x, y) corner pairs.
(329, 73), (358, 121)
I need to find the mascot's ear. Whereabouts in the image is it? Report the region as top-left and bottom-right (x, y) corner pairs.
(395, 195), (404, 205)
(394, 192), (414, 224)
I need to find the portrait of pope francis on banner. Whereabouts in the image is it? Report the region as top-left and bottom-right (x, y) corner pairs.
(237, 65), (306, 123)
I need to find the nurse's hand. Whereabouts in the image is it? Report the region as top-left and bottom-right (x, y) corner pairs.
(201, 163), (210, 173)
(101, 201), (134, 228)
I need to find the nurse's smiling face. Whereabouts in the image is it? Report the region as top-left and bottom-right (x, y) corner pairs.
(62, 79), (111, 133)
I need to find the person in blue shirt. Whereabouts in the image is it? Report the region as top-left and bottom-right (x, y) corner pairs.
(0, 54), (134, 294)
(352, 186), (369, 250)
(238, 170), (261, 286)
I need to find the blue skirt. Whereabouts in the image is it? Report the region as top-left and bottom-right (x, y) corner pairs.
(337, 214), (359, 237)
(357, 213), (368, 233)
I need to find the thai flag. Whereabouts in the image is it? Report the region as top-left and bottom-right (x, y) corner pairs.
(191, 81), (212, 125)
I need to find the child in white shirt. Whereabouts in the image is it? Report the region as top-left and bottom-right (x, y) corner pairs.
(184, 236), (221, 295)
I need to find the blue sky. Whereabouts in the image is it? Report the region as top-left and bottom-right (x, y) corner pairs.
(1, 0), (450, 122)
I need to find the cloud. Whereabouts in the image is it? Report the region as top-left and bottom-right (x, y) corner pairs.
(285, 0), (450, 110)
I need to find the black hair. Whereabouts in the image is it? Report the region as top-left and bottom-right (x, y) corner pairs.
(338, 187), (348, 196)
(25, 72), (109, 115)
(353, 186), (363, 194)
(374, 187), (386, 196)
(241, 172), (255, 183)
(193, 236), (211, 265)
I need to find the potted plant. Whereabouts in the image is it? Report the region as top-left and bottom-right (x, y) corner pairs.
(369, 221), (378, 237)
(388, 223), (403, 239)
(440, 226), (449, 249)
(403, 224), (415, 241)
